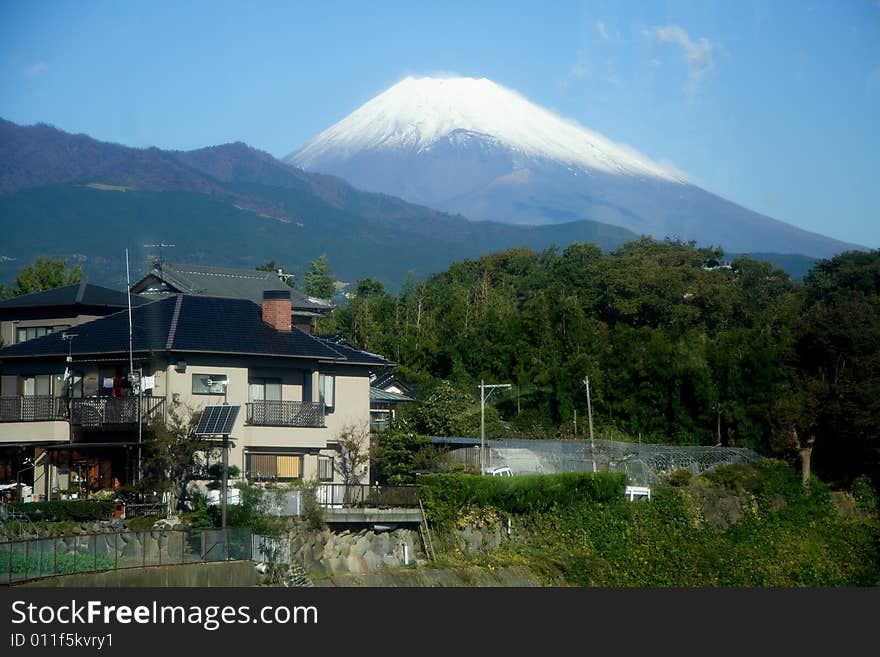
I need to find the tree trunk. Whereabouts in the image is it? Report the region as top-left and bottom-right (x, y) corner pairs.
(799, 438), (815, 488)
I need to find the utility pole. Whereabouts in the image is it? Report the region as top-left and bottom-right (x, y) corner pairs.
(584, 376), (597, 473)
(479, 380), (511, 474)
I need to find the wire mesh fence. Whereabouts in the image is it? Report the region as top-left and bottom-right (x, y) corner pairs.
(0, 526), (253, 585)
(441, 438), (760, 485)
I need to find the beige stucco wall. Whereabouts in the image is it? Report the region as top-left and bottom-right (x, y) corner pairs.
(159, 362), (370, 484)
(0, 420), (69, 443)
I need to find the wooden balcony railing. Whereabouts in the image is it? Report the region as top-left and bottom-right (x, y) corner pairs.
(246, 401), (324, 428)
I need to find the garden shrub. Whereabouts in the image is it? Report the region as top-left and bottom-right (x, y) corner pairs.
(419, 472), (625, 524)
(7, 500), (113, 523)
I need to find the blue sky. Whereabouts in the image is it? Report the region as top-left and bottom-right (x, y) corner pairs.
(1, 0), (878, 248)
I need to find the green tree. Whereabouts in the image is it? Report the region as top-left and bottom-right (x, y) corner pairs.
(797, 250), (880, 483)
(13, 257), (84, 296)
(374, 419), (431, 485)
(303, 254), (335, 299)
(140, 404), (214, 511)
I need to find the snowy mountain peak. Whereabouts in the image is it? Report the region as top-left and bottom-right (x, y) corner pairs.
(288, 76), (686, 183)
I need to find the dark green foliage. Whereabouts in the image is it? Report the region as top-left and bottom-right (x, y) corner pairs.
(796, 250), (880, 483)
(12, 256), (84, 296)
(303, 254), (335, 299)
(7, 500), (113, 522)
(206, 464), (240, 488)
(511, 462), (880, 587)
(373, 420), (431, 485)
(667, 469), (693, 487)
(419, 472), (625, 524)
(701, 463), (768, 493)
(206, 483), (283, 536)
(851, 475), (878, 515)
(2, 549), (116, 577)
(324, 241), (877, 485)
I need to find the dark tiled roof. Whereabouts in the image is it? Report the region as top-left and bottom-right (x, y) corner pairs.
(0, 282), (151, 311)
(0, 295), (389, 366)
(131, 262), (333, 313)
(370, 368), (414, 395)
(312, 334), (393, 366)
(370, 387), (415, 403)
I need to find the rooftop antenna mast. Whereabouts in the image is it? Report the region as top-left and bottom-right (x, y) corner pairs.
(126, 248), (134, 376)
(143, 242), (175, 270)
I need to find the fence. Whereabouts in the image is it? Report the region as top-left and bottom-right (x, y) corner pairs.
(69, 397), (165, 428)
(0, 396), (67, 422)
(246, 401), (324, 428)
(0, 526), (252, 585)
(440, 438), (761, 485)
(261, 485), (420, 517)
(315, 484), (420, 509)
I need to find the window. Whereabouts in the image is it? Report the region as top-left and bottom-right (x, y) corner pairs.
(246, 453), (303, 481)
(319, 373), (335, 411)
(192, 373), (228, 395)
(66, 371), (84, 398)
(318, 456), (334, 482)
(16, 326), (52, 343)
(248, 377), (281, 402)
(16, 324), (69, 343)
(21, 374), (53, 396)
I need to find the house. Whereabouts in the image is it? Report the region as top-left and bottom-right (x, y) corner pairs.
(0, 282), (151, 347)
(318, 338), (416, 434)
(130, 261), (333, 333)
(0, 289), (390, 500)
(369, 368), (416, 433)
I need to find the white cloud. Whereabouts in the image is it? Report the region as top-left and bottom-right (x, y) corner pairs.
(645, 25), (715, 97)
(560, 51), (591, 91)
(22, 62), (47, 78)
(570, 60), (590, 80)
(596, 21), (609, 41)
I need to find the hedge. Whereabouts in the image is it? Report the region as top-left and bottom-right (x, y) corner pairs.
(419, 471), (626, 524)
(7, 500), (114, 523)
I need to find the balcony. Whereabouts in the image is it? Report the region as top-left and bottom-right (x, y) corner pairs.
(246, 400), (324, 428)
(0, 396), (67, 422)
(69, 397), (166, 429)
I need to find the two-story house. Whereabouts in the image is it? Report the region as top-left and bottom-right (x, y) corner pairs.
(0, 289), (389, 500)
(130, 262), (333, 333)
(0, 282), (152, 348)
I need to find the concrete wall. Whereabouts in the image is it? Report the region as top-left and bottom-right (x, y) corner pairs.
(18, 561), (257, 587)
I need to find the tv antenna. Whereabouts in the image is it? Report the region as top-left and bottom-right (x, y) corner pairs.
(276, 268), (295, 286)
(144, 242), (175, 269)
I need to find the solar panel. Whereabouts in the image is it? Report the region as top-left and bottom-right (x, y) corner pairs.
(194, 405), (240, 436)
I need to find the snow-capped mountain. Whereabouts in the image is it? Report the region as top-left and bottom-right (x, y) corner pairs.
(286, 76), (862, 259)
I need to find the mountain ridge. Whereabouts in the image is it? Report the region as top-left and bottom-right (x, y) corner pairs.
(0, 118), (644, 290)
(286, 76), (864, 259)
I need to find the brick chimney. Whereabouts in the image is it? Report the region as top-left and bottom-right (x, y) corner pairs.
(262, 290), (292, 332)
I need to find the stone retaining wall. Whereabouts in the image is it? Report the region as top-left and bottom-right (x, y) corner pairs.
(289, 527), (421, 576)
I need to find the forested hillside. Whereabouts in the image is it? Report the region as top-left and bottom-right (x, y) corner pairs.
(325, 239), (880, 485)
